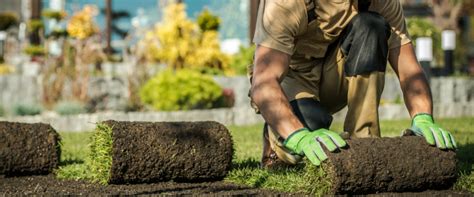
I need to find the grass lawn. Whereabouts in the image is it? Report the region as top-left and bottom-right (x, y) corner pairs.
(56, 117), (474, 195)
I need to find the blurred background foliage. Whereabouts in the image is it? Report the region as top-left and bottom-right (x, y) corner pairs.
(140, 3), (231, 75)
(24, 44), (46, 57)
(13, 103), (43, 116)
(407, 17), (442, 64)
(67, 5), (99, 40)
(54, 100), (86, 115)
(26, 19), (44, 33)
(42, 9), (67, 21)
(139, 69), (223, 111)
(197, 8), (220, 32)
(229, 45), (255, 75)
(0, 12), (17, 31)
(0, 104), (4, 117)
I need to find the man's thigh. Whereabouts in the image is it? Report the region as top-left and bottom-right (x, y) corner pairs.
(319, 44), (349, 114)
(279, 46), (348, 115)
(280, 59), (323, 102)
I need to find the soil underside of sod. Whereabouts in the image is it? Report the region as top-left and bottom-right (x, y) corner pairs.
(326, 136), (458, 194)
(0, 122), (60, 176)
(0, 175), (472, 196)
(0, 175), (284, 196)
(104, 120), (233, 183)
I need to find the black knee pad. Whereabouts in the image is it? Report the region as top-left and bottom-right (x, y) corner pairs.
(350, 12), (390, 34)
(290, 98), (333, 131)
(341, 12), (391, 76)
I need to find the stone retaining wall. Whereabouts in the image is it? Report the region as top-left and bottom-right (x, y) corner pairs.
(0, 74), (473, 132)
(1, 103), (472, 132)
(2, 75), (473, 112)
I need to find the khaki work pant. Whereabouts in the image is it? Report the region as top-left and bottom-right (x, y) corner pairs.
(265, 43), (385, 164)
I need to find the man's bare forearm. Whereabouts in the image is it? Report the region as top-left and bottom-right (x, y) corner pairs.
(251, 46), (304, 138)
(251, 75), (304, 138)
(400, 69), (433, 117)
(389, 43), (433, 117)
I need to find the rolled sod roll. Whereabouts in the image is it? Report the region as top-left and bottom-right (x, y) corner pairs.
(318, 136), (457, 194)
(0, 121), (61, 176)
(88, 120), (233, 184)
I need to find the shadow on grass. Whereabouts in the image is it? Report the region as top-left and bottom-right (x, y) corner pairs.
(232, 158), (260, 170)
(231, 158), (305, 171)
(456, 143), (474, 175)
(59, 158), (85, 166)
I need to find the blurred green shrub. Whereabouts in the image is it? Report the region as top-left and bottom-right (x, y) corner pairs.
(407, 17), (439, 41)
(13, 103), (43, 116)
(140, 69), (223, 111)
(24, 45), (46, 57)
(229, 45), (255, 75)
(54, 101), (86, 115)
(42, 9), (67, 21)
(407, 17), (442, 64)
(48, 29), (68, 38)
(27, 19), (44, 32)
(0, 104), (5, 117)
(197, 8), (220, 32)
(0, 12), (18, 31)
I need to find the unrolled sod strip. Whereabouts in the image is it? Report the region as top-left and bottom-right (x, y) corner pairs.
(0, 121), (61, 176)
(306, 136), (458, 194)
(88, 120), (234, 184)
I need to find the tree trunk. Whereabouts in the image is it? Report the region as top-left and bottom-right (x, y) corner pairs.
(431, 0), (463, 31)
(105, 0), (113, 55)
(30, 0), (42, 45)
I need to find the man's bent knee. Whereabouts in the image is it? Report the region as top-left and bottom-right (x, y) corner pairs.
(289, 98), (333, 131)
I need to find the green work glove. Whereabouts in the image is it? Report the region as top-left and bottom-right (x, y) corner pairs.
(283, 128), (347, 166)
(410, 113), (457, 150)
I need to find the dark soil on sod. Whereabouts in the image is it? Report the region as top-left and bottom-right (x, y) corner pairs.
(0, 175), (286, 196)
(325, 136), (458, 194)
(0, 122), (60, 176)
(0, 175), (471, 196)
(104, 120), (233, 183)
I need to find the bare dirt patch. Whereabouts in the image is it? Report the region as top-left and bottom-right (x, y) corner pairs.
(0, 175), (286, 196)
(0, 175), (471, 196)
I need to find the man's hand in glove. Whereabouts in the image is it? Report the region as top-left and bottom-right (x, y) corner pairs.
(408, 113), (457, 150)
(283, 128), (347, 166)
